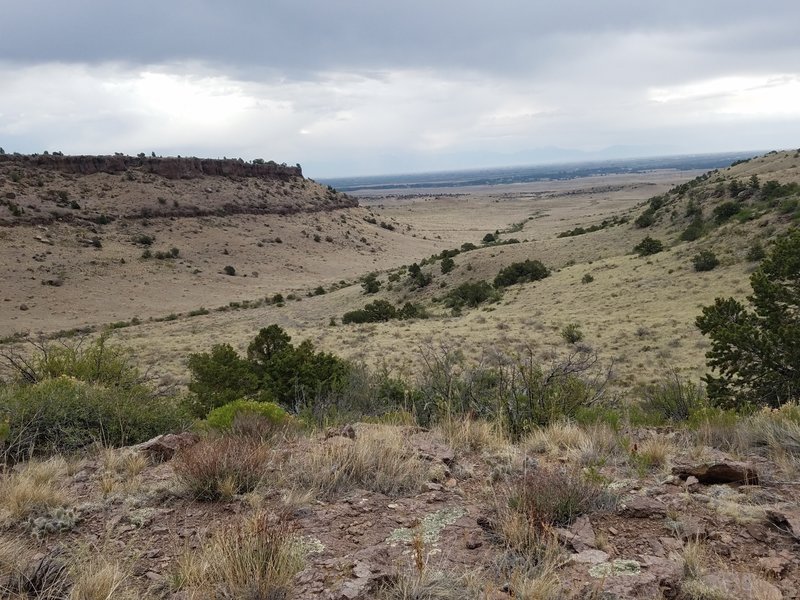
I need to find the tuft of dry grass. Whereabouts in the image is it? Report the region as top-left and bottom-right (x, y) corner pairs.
(378, 569), (480, 600)
(173, 436), (272, 501)
(524, 422), (623, 467)
(436, 416), (508, 454)
(0, 458), (70, 522)
(171, 511), (303, 599)
(69, 557), (129, 600)
(292, 425), (429, 498)
(631, 434), (675, 473)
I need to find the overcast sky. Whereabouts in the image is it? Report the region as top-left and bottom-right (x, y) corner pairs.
(1, 1), (799, 177)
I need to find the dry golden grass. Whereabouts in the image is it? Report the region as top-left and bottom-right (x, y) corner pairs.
(68, 557), (129, 600)
(171, 512), (303, 599)
(0, 458), (70, 522)
(291, 425), (429, 498)
(435, 416), (508, 454)
(633, 434), (676, 472)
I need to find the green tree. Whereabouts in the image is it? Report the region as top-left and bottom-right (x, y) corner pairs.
(187, 344), (259, 416)
(696, 229), (800, 408)
(247, 325), (292, 369)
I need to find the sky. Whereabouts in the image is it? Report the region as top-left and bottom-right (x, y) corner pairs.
(1, 1), (799, 178)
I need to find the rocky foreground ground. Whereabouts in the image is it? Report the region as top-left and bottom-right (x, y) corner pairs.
(2, 418), (799, 599)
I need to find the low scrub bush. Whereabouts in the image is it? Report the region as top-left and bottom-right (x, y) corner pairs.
(494, 259), (549, 288)
(173, 436), (271, 501)
(1, 377), (186, 463)
(506, 467), (616, 529)
(204, 399), (291, 435)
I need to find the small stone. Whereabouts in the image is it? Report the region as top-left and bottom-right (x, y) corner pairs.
(570, 549), (610, 565)
(425, 482), (443, 492)
(465, 534), (483, 550)
(144, 571), (161, 581)
(620, 496), (667, 518)
(19, 304), (28, 311)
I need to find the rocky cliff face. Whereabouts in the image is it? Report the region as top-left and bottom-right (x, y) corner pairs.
(0, 154), (302, 181)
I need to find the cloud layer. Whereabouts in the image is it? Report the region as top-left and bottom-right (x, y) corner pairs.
(1, 1), (799, 176)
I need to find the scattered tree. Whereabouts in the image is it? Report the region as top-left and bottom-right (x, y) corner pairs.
(696, 229), (800, 408)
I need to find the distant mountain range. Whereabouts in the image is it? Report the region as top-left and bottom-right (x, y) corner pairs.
(320, 151), (762, 192)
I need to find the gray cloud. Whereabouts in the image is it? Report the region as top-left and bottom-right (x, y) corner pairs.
(1, 1), (799, 176)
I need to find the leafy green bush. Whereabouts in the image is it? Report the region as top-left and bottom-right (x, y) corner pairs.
(581, 273), (594, 284)
(639, 375), (707, 422)
(4, 334), (141, 388)
(633, 236), (663, 256)
(692, 250), (720, 272)
(205, 399), (290, 433)
(493, 259), (549, 288)
(560, 323), (583, 344)
(1, 377), (187, 462)
(444, 280), (499, 309)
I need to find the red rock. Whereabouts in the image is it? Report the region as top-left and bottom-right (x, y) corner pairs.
(672, 462), (759, 485)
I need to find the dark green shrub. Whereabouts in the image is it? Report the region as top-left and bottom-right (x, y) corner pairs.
(444, 280), (498, 309)
(342, 299), (398, 324)
(581, 273), (594, 284)
(361, 273), (381, 294)
(223, 265), (236, 276)
(398, 302), (428, 320)
(482, 233), (498, 244)
(692, 250), (720, 272)
(440, 256), (455, 274)
(713, 202), (740, 224)
(634, 210), (655, 228)
(460, 242), (478, 252)
(633, 236), (664, 256)
(1, 377), (187, 462)
(187, 344), (260, 417)
(746, 242), (766, 262)
(493, 260), (549, 288)
(680, 216), (705, 241)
